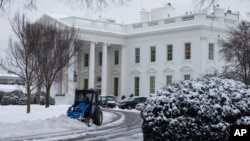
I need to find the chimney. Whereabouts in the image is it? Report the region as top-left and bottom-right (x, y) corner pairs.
(214, 5), (225, 17)
(151, 3), (175, 21)
(140, 9), (151, 22)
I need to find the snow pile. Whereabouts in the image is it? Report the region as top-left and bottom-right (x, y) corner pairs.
(141, 77), (250, 141)
(0, 114), (86, 138)
(0, 105), (122, 140)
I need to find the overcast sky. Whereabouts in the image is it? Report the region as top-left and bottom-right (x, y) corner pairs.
(0, 0), (249, 56)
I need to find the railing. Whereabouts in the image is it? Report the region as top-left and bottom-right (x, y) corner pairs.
(128, 13), (237, 31)
(148, 21), (159, 26)
(61, 16), (124, 32)
(60, 13), (238, 34)
(132, 23), (143, 29)
(182, 15), (194, 21)
(164, 18), (176, 24)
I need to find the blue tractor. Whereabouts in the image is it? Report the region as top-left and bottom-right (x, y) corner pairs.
(67, 89), (103, 126)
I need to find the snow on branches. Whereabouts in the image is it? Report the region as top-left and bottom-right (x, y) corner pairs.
(142, 77), (250, 141)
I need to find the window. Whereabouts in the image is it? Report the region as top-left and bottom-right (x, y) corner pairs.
(208, 43), (214, 60)
(84, 54), (89, 67)
(185, 43), (191, 60)
(164, 18), (176, 24)
(114, 50), (119, 65)
(114, 78), (119, 96)
(134, 77), (140, 96)
(148, 21), (159, 26)
(166, 75), (172, 85)
(99, 52), (102, 66)
(97, 77), (102, 82)
(149, 76), (155, 94)
(135, 48), (140, 63)
(167, 45), (173, 61)
(133, 23), (143, 28)
(84, 79), (88, 89)
(150, 46), (156, 62)
(184, 75), (190, 80)
(182, 15), (194, 21)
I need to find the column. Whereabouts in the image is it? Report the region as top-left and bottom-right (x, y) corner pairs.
(88, 41), (95, 89)
(101, 43), (108, 95)
(120, 45), (127, 97)
(67, 45), (76, 104)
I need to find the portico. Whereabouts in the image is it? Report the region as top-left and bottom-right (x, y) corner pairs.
(76, 40), (126, 97)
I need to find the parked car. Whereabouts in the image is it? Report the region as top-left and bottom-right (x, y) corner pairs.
(117, 96), (147, 109)
(99, 95), (116, 108)
(32, 91), (55, 105)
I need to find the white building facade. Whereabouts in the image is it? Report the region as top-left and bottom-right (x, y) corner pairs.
(40, 5), (240, 104)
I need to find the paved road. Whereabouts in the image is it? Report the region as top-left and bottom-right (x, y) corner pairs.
(65, 109), (143, 141)
(4, 109), (143, 141)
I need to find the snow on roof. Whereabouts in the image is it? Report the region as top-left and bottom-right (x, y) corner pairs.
(0, 73), (20, 78)
(42, 14), (126, 35)
(44, 13), (69, 20)
(0, 69), (20, 77)
(0, 84), (25, 92)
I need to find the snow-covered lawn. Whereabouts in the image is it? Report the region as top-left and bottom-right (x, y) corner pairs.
(0, 105), (118, 139)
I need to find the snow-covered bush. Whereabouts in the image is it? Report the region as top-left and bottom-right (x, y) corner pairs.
(141, 77), (250, 141)
(0, 91), (4, 102)
(0, 90), (26, 105)
(1, 96), (10, 105)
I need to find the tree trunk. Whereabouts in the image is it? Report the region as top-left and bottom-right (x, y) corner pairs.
(26, 84), (31, 113)
(45, 86), (51, 108)
(37, 84), (41, 104)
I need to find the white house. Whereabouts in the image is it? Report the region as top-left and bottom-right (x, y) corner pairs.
(40, 4), (241, 104)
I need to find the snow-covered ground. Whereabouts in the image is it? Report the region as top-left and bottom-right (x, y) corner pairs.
(0, 105), (142, 141)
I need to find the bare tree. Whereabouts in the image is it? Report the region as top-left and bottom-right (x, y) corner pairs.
(0, 0), (130, 15)
(67, 0), (129, 11)
(219, 21), (250, 85)
(193, 0), (218, 10)
(0, 0), (36, 14)
(0, 13), (41, 113)
(37, 20), (79, 108)
(0, 13), (79, 109)
(193, 0), (249, 10)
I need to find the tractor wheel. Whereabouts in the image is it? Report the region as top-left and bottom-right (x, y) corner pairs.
(94, 109), (103, 126)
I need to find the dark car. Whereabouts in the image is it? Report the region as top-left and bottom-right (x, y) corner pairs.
(118, 96), (147, 109)
(31, 91), (55, 105)
(99, 95), (116, 108)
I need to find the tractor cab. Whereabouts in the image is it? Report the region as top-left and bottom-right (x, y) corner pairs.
(67, 89), (103, 126)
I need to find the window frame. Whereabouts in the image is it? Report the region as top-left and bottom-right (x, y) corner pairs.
(166, 75), (172, 85)
(84, 53), (89, 67)
(149, 76), (155, 94)
(184, 43), (191, 60)
(167, 44), (173, 61)
(184, 75), (191, 80)
(150, 46), (156, 62)
(114, 77), (119, 96)
(114, 50), (119, 65)
(135, 48), (140, 63)
(84, 79), (88, 89)
(134, 77), (140, 96)
(208, 43), (214, 60)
